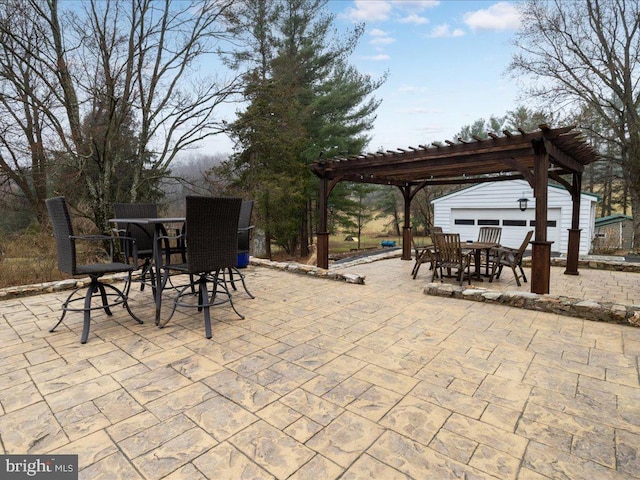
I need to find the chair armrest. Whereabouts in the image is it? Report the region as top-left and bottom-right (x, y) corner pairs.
(70, 234), (117, 241)
(156, 231), (186, 264)
(492, 246), (517, 254)
(71, 234), (138, 265)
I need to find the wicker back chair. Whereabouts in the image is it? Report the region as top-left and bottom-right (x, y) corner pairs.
(489, 230), (534, 286)
(432, 232), (473, 286)
(238, 200), (254, 257)
(225, 200), (255, 298)
(163, 196), (243, 338)
(46, 197), (142, 343)
(113, 203), (157, 290)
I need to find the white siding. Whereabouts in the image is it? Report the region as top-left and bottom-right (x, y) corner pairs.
(432, 180), (598, 255)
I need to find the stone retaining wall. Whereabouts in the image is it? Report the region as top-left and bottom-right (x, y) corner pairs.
(424, 282), (640, 327)
(524, 256), (640, 273)
(250, 258), (365, 284)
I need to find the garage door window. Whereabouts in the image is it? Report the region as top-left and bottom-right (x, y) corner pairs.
(478, 219), (500, 225)
(454, 219), (475, 225)
(503, 220), (527, 226)
(530, 220), (557, 227)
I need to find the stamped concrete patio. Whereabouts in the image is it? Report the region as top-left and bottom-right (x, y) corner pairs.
(1, 257), (640, 479)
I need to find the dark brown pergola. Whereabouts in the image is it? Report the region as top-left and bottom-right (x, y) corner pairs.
(310, 125), (600, 294)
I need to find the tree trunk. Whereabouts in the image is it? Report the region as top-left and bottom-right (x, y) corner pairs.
(300, 205), (309, 257)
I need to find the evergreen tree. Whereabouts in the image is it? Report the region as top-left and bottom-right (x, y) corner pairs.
(220, 0), (385, 257)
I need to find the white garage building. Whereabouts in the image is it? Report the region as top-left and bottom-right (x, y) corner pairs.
(432, 179), (599, 255)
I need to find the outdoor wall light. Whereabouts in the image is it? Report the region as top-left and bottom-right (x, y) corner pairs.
(518, 196), (529, 211)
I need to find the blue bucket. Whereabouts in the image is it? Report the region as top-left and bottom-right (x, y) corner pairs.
(237, 252), (250, 268)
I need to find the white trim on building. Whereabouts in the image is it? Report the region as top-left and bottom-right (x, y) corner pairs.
(431, 179), (599, 255)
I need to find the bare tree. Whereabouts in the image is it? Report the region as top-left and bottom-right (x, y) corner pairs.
(0, 1), (57, 225)
(509, 0), (640, 248)
(0, 0), (240, 232)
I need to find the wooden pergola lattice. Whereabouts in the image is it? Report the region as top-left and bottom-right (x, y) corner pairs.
(310, 125), (600, 294)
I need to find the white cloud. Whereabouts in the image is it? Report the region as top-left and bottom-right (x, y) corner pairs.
(370, 28), (388, 37)
(362, 54), (391, 61)
(369, 28), (396, 46)
(398, 13), (429, 25)
(400, 107), (435, 114)
(392, 0), (440, 11)
(463, 2), (521, 31)
(371, 36), (396, 46)
(343, 0), (392, 22)
(341, 0), (438, 24)
(397, 84), (429, 94)
(429, 24), (465, 38)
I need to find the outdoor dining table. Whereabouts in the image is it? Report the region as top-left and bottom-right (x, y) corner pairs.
(109, 217), (185, 325)
(462, 241), (500, 281)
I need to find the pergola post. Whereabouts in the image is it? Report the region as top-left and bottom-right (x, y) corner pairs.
(401, 186), (412, 261)
(565, 172), (582, 275)
(317, 177), (330, 269)
(531, 142), (551, 294)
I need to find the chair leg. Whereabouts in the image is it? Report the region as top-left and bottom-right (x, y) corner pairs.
(50, 286), (81, 332)
(412, 261), (421, 279)
(96, 283), (113, 316)
(52, 275), (141, 343)
(495, 265), (503, 279)
(199, 278), (213, 339)
(212, 270), (245, 320)
(228, 267), (254, 298)
(411, 250), (424, 277)
(518, 263), (528, 283)
(489, 262), (499, 283)
(512, 266), (522, 287)
(140, 258), (156, 292)
(116, 276), (144, 325)
(80, 283), (96, 344)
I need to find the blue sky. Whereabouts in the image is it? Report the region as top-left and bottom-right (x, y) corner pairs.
(203, 0), (525, 155)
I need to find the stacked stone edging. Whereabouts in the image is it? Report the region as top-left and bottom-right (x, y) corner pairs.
(0, 275), (129, 300)
(523, 256), (640, 273)
(249, 258), (365, 284)
(424, 282), (640, 327)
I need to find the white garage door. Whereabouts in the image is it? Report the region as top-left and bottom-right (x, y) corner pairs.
(449, 208), (561, 252)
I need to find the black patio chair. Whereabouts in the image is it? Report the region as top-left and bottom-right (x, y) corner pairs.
(46, 197), (143, 344)
(161, 196), (243, 338)
(113, 203), (157, 291)
(224, 199), (255, 298)
(114, 203), (188, 294)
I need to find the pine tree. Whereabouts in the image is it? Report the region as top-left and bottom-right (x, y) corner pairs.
(221, 0), (385, 257)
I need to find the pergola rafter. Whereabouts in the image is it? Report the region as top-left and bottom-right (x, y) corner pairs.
(310, 125), (600, 294)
